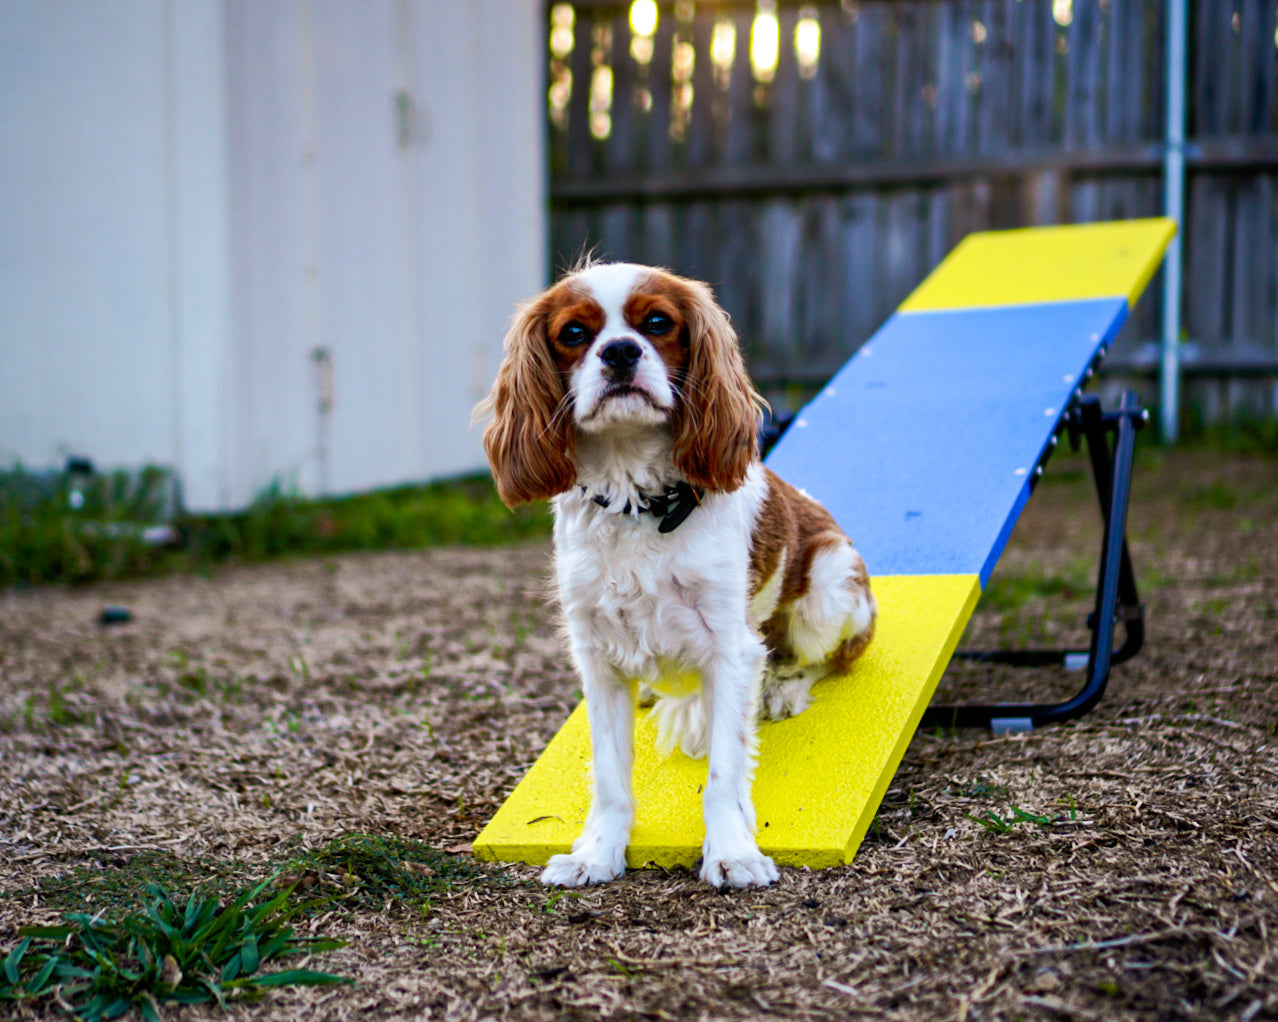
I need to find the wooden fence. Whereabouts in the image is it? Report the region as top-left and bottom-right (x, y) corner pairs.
(544, 0), (1278, 420)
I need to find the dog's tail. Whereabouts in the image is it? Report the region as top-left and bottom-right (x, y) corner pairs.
(647, 691), (709, 760)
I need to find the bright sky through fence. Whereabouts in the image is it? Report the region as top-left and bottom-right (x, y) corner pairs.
(629, 0), (657, 38)
(549, 2), (574, 58)
(751, 1), (780, 83)
(795, 6), (821, 79)
(711, 17), (736, 75)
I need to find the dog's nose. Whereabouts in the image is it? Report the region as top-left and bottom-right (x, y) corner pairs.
(600, 338), (642, 372)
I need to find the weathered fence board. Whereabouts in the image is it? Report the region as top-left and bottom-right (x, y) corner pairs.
(544, 0), (1278, 418)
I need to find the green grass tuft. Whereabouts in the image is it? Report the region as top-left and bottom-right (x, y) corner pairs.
(0, 466), (173, 587)
(31, 851), (248, 917)
(27, 836), (488, 920)
(1171, 408), (1278, 454)
(967, 805), (1055, 835)
(0, 879), (351, 1020)
(4, 834), (493, 1018)
(186, 475), (551, 562)
(1, 468), (550, 588)
(281, 833), (489, 910)
(978, 559), (1093, 613)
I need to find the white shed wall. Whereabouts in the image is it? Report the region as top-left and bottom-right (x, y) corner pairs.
(0, 0), (544, 511)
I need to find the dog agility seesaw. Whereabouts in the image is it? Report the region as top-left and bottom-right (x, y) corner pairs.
(474, 217), (1175, 871)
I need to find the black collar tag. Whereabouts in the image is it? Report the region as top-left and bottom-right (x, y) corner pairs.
(645, 481), (703, 533)
(581, 481), (704, 533)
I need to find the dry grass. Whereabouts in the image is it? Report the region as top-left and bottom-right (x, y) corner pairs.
(2, 447), (1276, 1021)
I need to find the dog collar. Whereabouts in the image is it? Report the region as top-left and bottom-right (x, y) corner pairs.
(580, 481), (704, 534)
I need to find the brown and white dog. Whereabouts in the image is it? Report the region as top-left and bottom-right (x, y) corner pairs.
(476, 262), (875, 888)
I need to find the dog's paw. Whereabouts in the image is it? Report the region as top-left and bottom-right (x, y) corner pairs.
(761, 678), (813, 720)
(760, 668), (825, 720)
(699, 850), (779, 889)
(540, 851), (624, 887)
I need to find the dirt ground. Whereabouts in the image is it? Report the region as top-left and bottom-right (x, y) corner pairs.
(2, 446), (1276, 1021)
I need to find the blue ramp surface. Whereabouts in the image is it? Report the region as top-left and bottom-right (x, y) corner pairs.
(765, 297), (1130, 585)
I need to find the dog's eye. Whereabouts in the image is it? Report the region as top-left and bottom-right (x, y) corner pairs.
(558, 322), (591, 347)
(641, 312), (674, 336)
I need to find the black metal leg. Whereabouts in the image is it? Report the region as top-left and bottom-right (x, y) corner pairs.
(1078, 395), (1145, 669)
(919, 391), (1147, 732)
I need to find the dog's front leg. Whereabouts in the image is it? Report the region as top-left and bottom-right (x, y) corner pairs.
(541, 649), (634, 887)
(699, 633), (779, 889)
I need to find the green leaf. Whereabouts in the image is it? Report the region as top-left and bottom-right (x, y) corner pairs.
(2, 867), (352, 1016)
(16, 925), (76, 940)
(182, 890), (203, 937)
(190, 898), (221, 941)
(53, 962), (100, 980)
(138, 994), (163, 1022)
(4, 938), (30, 984)
(205, 908), (243, 963)
(230, 877), (275, 914)
(26, 955), (59, 994)
(240, 934), (260, 975)
(197, 974), (228, 1010)
(104, 996), (134, 1019)
(301, 938), (349, 954)
(82, 991), (110, 1022)
(166, 987), (215, 1005)
(246, 888), (292, 929)
(145, 902), (182, 942)
(235, 968), (354, 988)
(258, 931), (292, 961)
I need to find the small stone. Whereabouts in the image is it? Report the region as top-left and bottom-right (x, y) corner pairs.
(1025, 971), (1062, 994)
(99, 605), (133, 626)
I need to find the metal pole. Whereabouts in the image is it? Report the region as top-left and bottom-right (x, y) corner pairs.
(1160, 0), (1188, 445)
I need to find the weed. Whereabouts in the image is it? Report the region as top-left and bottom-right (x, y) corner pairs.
(22, 680), (88, 730)
(1199, 595), (1231, 618)
(175, 668), (208, 697)
(967, 806), (1055, 834)
(45, 680), (71, 726)
(8, 833), (490, 1017)
(282, 833), (489, 910)
(0, 880), (350, 1020)
(542, 890), (581, 914)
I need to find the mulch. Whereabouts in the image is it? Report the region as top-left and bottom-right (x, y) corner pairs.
(1, 447), (1275, 1020)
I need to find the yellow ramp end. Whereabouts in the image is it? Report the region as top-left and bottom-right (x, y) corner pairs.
(473, 573), (980, 871)
(900, 217), (1176, 312)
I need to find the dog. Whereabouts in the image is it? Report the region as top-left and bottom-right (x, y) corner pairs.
(475, 262), (876, 888)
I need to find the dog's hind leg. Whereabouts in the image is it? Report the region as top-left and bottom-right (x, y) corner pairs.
(761, 536), (876, 720)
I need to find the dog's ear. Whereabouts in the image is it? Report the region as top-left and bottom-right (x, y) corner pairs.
(669, 281), (764, 493)
(474, 297), (576, 507)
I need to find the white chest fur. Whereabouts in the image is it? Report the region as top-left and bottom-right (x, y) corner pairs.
(552, 467), (768, 680)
